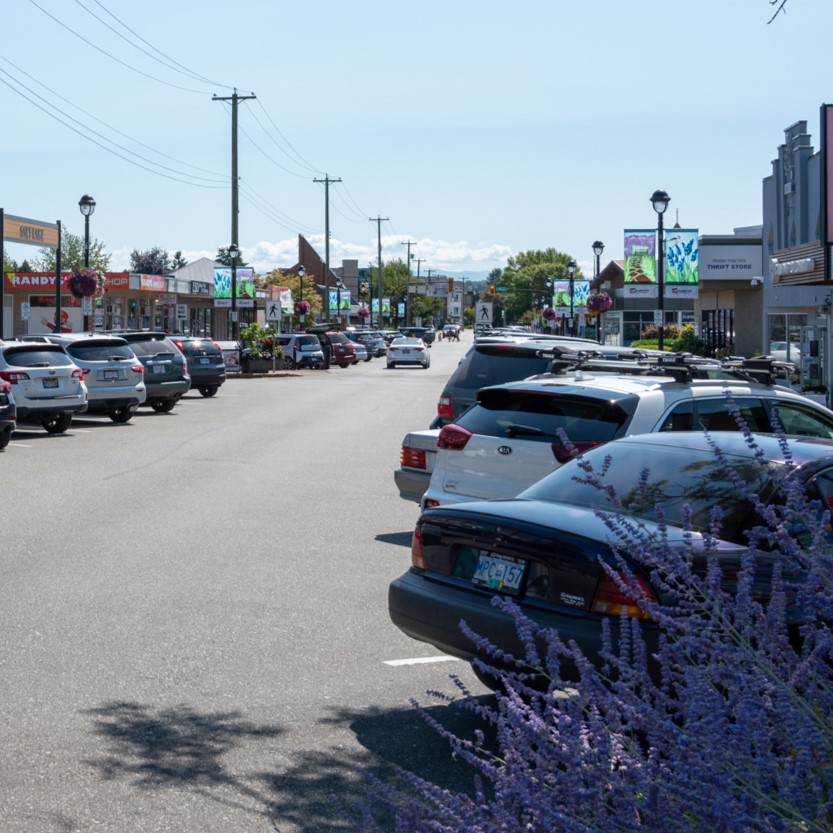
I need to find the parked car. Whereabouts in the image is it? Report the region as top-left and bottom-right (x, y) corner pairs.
(769, 341), (801, 363)
(173, 337), (226, 397)
(352, 341), (369, 363)
(346, 332), (374, 361)
(389, 431), (832, 686)
(24, 333), (146, 423)
(0, 340), (87, 434)
(109, 332), (191, 412)
(395, 353), (818, 505)
(0, 379), (16, 448)
(348, 330), (387, 358)
(399, 326), (436, 346)
(387, 337), (431, 369)
(305, 325), (357, 368)
(273, 333), (325, 369)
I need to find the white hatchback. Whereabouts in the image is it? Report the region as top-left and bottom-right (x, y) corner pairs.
(0, 341), (87, 434)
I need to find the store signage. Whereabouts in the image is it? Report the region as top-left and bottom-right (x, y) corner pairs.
(770, 256), (815, 278)
(2, 214), (59, 249)
(190, 281), (211, 296)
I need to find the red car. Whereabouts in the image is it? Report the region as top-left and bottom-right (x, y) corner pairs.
(306, 325), (357, 368)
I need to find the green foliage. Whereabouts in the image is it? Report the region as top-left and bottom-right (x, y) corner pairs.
(171, 250), (188, 270)
(34, 231), (110, 272)
(215, 246), (249, 268)
(240, 323), (282, 359)
(668, 323), (711, 357)
(130, 247), (172, 275)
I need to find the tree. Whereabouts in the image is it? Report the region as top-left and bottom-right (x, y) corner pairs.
(130, 247), (171, 275)
(215, 246), (249, 268)
(261, 268), (322, 322)
(171, 251), (188, 270)
(33, 231), (111, 273)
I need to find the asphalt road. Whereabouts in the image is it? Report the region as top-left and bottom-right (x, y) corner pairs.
(0, 331), (492, 833)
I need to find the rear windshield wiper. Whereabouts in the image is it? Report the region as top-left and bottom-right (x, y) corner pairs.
(504, 423), (546, 438)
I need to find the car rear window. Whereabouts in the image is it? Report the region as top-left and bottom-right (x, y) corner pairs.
(3, 346), (75, 367)
(448, 346), (553, 390)
(521, 443), (776, 544)
(66, 342), (137, 362)
(457, 389), (635, 443)
(327, 333), (349, 344)
(123, 337), (178, 356)
(296, 336), (319, 350)
(176, 340), (221, 357)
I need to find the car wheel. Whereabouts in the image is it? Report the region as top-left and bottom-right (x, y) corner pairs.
(109, 405), (137, 423)
(364, 357), (372, 362)
(338, 363), (349, 368)
(42, 413), (73, 434)
(282, 356), (297, 370)
(0, 428), (10, 449)
(151, 399), (176, 413)
(387, 363), (395, 369)
(198, 386), (219, 397)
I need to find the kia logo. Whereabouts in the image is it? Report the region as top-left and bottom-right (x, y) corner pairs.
(497, 446), (512, 455)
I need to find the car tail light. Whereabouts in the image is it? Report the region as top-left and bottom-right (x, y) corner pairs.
(173, 340), (186, 354)
(389, 346), (399, 352)
(81, 368), (91, 376)
(550, 440), (605, 464)
(130, 365), (144, 375)
(437, 395), (453, 421)
(423, 499), (440, 508)
(72, 368), (84, 380)
(437, 423), (472, 450)
(400, 446), (427, 470)
(411, 526), (426, 570)
(415, 346), (424, 352)
(0, 371), (29, 384)
(0, 380), (10, 393)
(590, 572), (655, 621)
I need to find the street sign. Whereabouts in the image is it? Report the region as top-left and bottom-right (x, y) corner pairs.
(20, 302), (30, 321)
(265, 300), (282, 321)
(654, 310), (664, 326)
(477, 302), (493, 324)
(176, 304), (188, 320)
(495, 287), (508, 292)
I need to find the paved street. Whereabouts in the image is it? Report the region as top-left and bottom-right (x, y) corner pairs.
(0, 333), (490, 833)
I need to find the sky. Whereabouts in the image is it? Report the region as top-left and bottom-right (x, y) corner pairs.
(1, 0), (830, 283)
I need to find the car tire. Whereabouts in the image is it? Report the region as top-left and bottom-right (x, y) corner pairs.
(109, 405), (136, 423)
(42, 413), (73, 434)
(387, 363), (395, 369)
(283, 356), (297, 370)
(0, 428), (10, 449)
(338, 363), (349, 368)
(198, 386), (219, 397)
(150, 399), (176, 413)
(364, 357), (372, 362)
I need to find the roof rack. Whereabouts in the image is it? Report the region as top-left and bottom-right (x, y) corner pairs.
(541, 350), (795, 385)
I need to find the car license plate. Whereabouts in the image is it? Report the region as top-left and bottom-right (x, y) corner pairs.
(198, 357), (210, 365)
(103, 370), (120, 380)
(472, 552), (526, 595)
(402, 348), (411, 354)
(151, 364), (168, 374)
(42, 378), (59, 388)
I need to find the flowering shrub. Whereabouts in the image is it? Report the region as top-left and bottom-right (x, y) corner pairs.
(63, 267), (106, 298)
(358, 305), (371, 318)
(542, 306), (556, 320)
(294, 300), (311, 316)
(362, 427), (833, 832)
(587, 291), (613, 312)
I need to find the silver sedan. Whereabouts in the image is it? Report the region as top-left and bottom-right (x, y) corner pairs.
(387, 337), (430, 369)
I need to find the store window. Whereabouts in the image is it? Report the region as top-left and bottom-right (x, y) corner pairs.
(766, 313), (806, 361)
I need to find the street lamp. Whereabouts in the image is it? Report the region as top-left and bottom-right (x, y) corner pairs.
(228, 243), (239, 341)
(650, 189), (671, 351)
(298, 264), (305, 302)
(79, 194), (95, 331)
(567, 259), (576, 335)
(592, 240), (604, 343)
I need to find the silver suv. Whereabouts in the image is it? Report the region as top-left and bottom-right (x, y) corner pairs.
(0, 340), (88, 434)
(420, 355), (825, 509)
(272, 334), (325, 369)
(24, 333), (146, 423)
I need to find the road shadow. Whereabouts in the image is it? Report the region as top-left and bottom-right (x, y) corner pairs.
(374, 531), (413, 548)
(82, 692), (497, 832)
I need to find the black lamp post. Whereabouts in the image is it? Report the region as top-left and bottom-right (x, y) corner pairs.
(228, 243), (239, 341)
(79, 194), (95, 331)
(592, 240), (604, 342)
(567, 259), (576, 335)
(650, 189), (671, 351)
(298, 264), (305, 302)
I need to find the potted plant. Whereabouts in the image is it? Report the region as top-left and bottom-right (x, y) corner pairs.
(240, 323), (282, 373)
(358, 305), (371, 320)
(294, 300), (311, 323)
(63, 267), (106, 299)
(586, 292), (613, 314)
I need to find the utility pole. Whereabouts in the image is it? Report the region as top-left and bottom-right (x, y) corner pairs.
(314, 174), (341, 322)
(369, 215), (388, 328)
(401, 240), (416, 326)
(213, 88), (256, 337)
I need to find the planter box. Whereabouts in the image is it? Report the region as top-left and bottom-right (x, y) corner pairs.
(242, 358), (276, 374)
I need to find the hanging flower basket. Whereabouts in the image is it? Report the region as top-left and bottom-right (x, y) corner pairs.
(587, 292), (613, 313)
(63, 267), (106, 299)
(294, 300), (311, 316)
(357, 305), (371, 318)
(542, 306), (556, 320)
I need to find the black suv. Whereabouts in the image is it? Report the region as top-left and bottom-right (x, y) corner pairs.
(173, 337), (226, 397)
(399, 326), (436, 346)
(110, 332), (191, 412)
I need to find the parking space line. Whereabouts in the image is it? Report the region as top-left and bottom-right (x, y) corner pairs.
(384, 655), (461, 667)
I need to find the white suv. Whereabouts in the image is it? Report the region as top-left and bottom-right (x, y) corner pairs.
(0, 340), (87, 433)
(24, 333), (146, 423)
(407, 355), (822, 509)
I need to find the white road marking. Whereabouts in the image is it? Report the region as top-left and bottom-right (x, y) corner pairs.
(384, 655), (462, 667)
